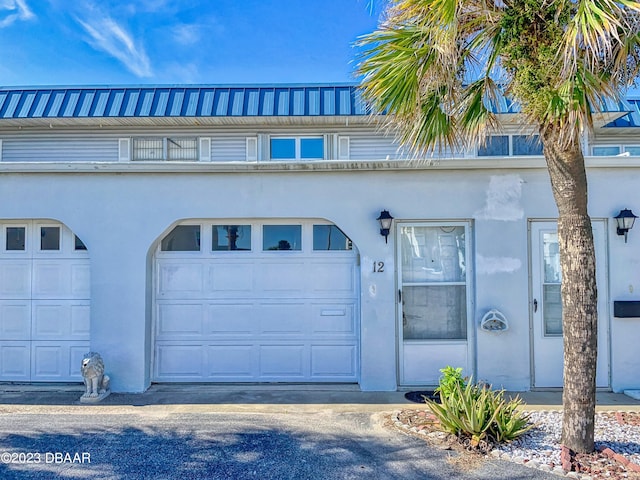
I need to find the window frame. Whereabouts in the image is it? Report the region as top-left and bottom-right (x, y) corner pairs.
(131, 136), (200, 162)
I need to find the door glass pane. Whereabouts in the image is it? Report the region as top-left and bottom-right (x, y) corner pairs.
(263, 225), (301, 251)
(161, 225), (201, 251)
(270, 138), (296, 159)
(543, 233), (561, 282)
(40, 226), (60, 250)
(543, 284), (563, 335)
(401, 226), (466, 283)
(400, 225), (467, 340)
(313, 225), (352, 251)
(300, 138), (324, 159)
(212, 225), (251, 251)
(403, 286), (467, 340)
(6, 227), (25, 250)
(542, 232), (562, 336)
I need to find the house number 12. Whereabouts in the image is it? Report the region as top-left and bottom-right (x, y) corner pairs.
(373, 261), (385, 273)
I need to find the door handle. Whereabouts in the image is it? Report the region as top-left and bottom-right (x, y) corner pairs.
(398, 289), (402, 303)
(533, 299), (538, 313)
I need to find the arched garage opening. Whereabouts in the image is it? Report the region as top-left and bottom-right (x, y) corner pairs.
(151, 219), (360, 383)
(0, 220), (90, 382)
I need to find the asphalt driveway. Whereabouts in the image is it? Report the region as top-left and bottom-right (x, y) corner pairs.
(0, 409), (559, 480)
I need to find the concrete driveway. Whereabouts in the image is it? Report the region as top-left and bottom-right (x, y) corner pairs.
(0, 405), (559, 479)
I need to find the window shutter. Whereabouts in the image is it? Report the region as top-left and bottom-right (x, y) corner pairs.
(0, 139), (3, 161)
(199, 137), (211, 161)
(246, 137), (258, 161)
(324, 134), (334, 160)
(337, 136), (350, 160)
(118, 138), (130, 161)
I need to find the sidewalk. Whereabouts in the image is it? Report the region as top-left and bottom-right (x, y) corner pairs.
(1, 383), (640, 414)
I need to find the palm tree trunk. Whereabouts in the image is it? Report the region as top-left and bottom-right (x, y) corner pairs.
(541, 125), (598, 454)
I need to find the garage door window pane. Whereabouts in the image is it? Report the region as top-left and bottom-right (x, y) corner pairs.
(161, 225), (201, 251)
(313, 225), (352, 250)
(40, 227), (60, 250)
(6, 227), (25, 250)
(75, 235), (87, 251)
(212, 225), (251, 251)
(263, 225), (301, 251)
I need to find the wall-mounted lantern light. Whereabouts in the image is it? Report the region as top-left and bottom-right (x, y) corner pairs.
(377, 210), (394, 243)
(614, 208), (638, 243)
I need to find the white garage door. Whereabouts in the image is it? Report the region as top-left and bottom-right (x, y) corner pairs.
(153, 220), (359, 382)
(0, 221), (90, 382)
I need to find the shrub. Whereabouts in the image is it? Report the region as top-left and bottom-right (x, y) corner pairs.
(425, 368), (534, 448)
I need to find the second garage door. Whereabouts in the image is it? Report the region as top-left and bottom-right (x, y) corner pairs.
(153, 220), (359, 382)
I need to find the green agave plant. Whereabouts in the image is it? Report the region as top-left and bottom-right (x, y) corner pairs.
(425, 372), (534, 447)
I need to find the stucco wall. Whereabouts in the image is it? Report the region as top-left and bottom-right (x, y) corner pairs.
(1, 162), (638, 392)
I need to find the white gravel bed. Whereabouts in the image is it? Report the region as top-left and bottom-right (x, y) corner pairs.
(493, 411), (640, 468)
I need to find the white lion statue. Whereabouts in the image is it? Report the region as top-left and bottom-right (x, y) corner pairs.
(81, 352), (110, 398)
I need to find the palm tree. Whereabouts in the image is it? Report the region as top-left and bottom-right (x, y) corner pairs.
(357, 0), (640, 453)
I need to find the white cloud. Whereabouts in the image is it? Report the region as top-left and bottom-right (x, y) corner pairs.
(171, 23), (200, 46)
(75, 14), (152, 78)
(0, 0), (35, 28)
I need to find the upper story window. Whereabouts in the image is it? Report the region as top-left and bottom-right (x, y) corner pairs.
(132, 137), (198, 161)
(478, 135), (543, 157)
(591, 145), (640, 156)
(270, 136), (324, 160)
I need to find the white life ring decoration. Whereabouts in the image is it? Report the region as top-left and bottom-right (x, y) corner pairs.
(480, 309), (509, 332)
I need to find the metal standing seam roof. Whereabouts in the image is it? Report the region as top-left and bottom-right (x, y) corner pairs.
(0, 84), (636, 127)
(0, 85), (370, 120)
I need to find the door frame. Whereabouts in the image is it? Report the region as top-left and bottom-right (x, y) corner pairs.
(528, 218), (611, 389)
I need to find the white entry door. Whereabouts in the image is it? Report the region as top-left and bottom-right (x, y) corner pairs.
(397, 222), (473, 385)
(0, 221), (90, 382)
(530, 220), (609, 388)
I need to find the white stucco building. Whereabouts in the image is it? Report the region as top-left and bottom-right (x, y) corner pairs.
(0, 84), (639, 393)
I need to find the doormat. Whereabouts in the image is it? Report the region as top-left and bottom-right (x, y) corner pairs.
(404, 390), (440, 403)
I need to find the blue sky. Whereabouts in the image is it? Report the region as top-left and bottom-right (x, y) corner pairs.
(0, 0), (383, 87)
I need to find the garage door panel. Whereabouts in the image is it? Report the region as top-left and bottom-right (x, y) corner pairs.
(32, 301), (90, 340)
(209, 263), (254, 293)
(206, 303), (254, 335)
(309, 261), (357, 294)
(260, 345), (305, 376)
(0, 261), (31, 298)
(0, 301), (31, 339)
(158, 263), (204, 297)
(31, 341), (88, 381)
(207, 345), (255, 377)
(32, 261), (70, 297)
(155, 344), (204, 378)
(70, 264), (90, 297)
(0, 342), (30, 379)
(311, 304), (356, 335)
(156, 303), (204, 338)
(257, 262), (306, 293)
(311, 345), (356, 377)
(258, 303), (306, 335)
